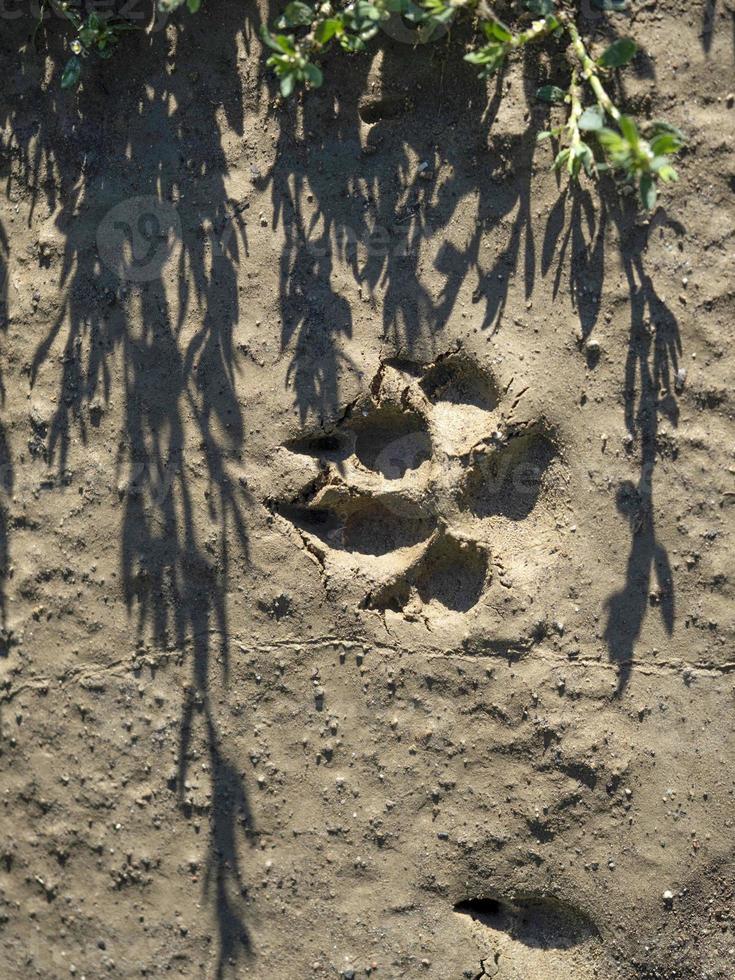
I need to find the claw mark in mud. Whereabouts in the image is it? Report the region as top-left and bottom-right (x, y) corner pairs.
(269, 349), (568, 623)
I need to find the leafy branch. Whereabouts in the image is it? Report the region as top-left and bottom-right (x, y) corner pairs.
(51, 2), (139, 89)
(262, 0), (685, 208)
(51, 0), (200, 90)
(43, 0), (684, 208)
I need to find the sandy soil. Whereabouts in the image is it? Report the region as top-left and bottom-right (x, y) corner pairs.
(1, 1), (734, 977)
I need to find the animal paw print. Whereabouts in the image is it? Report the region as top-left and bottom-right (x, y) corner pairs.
(272, 351), (566, 627)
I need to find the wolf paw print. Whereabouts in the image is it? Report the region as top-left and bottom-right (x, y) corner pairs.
(270, 350), (567, 634)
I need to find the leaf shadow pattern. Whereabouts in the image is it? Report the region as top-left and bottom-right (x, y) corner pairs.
(543, 185), (680, 692)
(1, 4), (262, 975)
(260, 18), (680, 693)
(258, 31), (546, 423)
(1, 11), (685, 972)
(604, 209), (679, 693)
(700, 0), (735, 55)
(538, 9), (680, 690)
(542, 185), (605, 338)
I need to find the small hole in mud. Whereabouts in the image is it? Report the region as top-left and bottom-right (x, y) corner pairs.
(456, 893), (601, 949)
(350, 405), (431, 479)
(454, 898), (502, 918)
(296, 508), (332, 527)
(275, 498), (434, 558)
(358, 95), (407, 124)
(369, 535), (488, 613)
(306, 435), (341, 453)
(286, 433), (346, 458)
(274, 504), (339, 536)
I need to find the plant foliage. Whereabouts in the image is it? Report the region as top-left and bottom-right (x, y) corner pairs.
(43, 0), (684, 209)
(259, 0), (684, 208)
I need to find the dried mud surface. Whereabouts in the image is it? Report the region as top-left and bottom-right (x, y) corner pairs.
(1, 2), (734, 978)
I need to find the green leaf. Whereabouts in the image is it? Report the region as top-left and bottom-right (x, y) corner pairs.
(314, 17), (341, 43)
(525, 0), (555, 13)
(61, 55), (82, 89)
(401, 0), (425, 20)
(303, 62), (323, 87)
(187, 0), (201, 11)
(354, 1), (382, 20)
(650, 133), (681, 156)
(619, 115), (639, 147)
(465, 42), (506, 77)
(278, 1), (314, 26)
(536, 130), (553, 142)
(647, 120), (685, 142)
(340, 34), (366, 51)
(648, 123), (684, 157)
(275, 32), (298, 53)
(597, 127), (627, 155)
(554, 148), (570, 170)
(261, 28), (291, 53)
(536, 85), (566, 104)
(639, 173), (657, 210)
(652, 160), (678, 182)
(578, 142), (595, 177)
(578, 105), (605, 131)
(483, 18), (512, 42)
(597, 38), (637, 69)
(280, 72), (295, 97)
